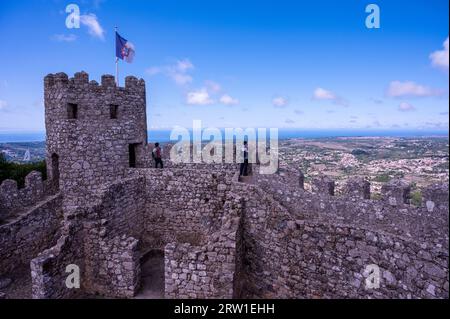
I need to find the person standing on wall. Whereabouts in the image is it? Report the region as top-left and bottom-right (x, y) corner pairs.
(152, 142), (163, 169)
(240, 141), (249, 176)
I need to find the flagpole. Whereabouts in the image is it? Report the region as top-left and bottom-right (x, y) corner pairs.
(115, 26), (119, 86)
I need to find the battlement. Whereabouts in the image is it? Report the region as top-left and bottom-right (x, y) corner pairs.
(44, 71), (145, 92)
(0, 171), (52, 222)
(44, 71), (149, 208)
(253, 168), (449, 246)
(306, 172), (448, 210)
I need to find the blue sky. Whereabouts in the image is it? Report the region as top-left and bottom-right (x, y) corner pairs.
(0, 0), (448, 132)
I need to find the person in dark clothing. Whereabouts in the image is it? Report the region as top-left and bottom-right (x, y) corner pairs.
(152, 142), (163, 168)
(240, 141), (249, 176)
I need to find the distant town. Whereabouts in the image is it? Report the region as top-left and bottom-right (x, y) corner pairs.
(278, 136), (449, 199)
(1, 136), (448, 200)
(0, 141), (46, 163)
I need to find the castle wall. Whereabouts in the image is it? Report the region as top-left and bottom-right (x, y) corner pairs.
(164, 194), (243, 299)
(281, 220), (448, 298)
(134, 168), (236, 249)
(83, 234), (140, 298)
(30, 177), (145, 299)
(17, 162), (448, 299)
(254, 170), (449, 247)
(233, 171), (449, 299)
(0, 171), (48, 222)
(0, 194), (63, 275)
(66, 167), (241, 298)
(30, 219), (85, 299)
(81, 177), (145, 296)
(232, 182), (294, 298)
(44, 72), (148, 209)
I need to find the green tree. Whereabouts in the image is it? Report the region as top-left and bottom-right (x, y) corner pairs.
(0, 154), (47, 188)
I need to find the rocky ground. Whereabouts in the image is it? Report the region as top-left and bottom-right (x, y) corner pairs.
(0, 266), (32, 299)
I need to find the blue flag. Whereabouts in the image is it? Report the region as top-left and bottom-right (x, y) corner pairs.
(115, 32), (135, 63)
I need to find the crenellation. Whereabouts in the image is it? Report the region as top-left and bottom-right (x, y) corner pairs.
(0, 179), (19, 210)
(101, 74), (116, 88)
(422, 183), (449, 213)
(344, 177), (371, 199)
(381, 178), (411, 206)
(298, 170), (305, 189)
(0, 171), (50, 222)
(52, 72), (69, 86)
(125, 75), (145, 92)
(72, 71), (89, 85)
(311, 175), (335, 196)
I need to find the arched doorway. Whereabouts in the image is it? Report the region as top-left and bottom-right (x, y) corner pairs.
(135, 249), (165, 299)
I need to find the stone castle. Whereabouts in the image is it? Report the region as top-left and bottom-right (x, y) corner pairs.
(0, 72), (448, 299)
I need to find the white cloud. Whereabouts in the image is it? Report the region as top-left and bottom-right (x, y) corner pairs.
(373, 120), (381, 127)
(205, 80), (221, 93)
(80, 14), (105, 40)
(220, 94), (239, 105)
(186, 88), (214, 105)
(430, 37), (449, 71)
(146, 67), (161, 76)
(285, 119), (295, 124)
(146, 59), (194, 86)
(398, 102), (416, 112)
(272, 96), (288, 107)
(171, 73), (193, 86)
(312, 87), (348, 106)
(0, 100), (7, 110)
(386, 81), (442, 98)
(421, 121), (448, 129)
(313, 88), (336, 100)
(176, 59), (194, 72)
(52, 34), (78, 42)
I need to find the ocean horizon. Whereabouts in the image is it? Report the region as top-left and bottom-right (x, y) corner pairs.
(0, 128), (448, 143)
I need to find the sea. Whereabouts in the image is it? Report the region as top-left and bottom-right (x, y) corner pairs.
(0, 129), (448, 143)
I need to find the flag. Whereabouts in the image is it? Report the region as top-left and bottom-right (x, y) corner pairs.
(115, 32), (135, 63)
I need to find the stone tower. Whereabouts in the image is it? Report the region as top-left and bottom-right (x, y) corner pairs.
(44, 71), (148, 208)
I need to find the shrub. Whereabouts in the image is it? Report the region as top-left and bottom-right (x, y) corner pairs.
(374, 173), (390, 183)
(410, 190), (422, 207)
